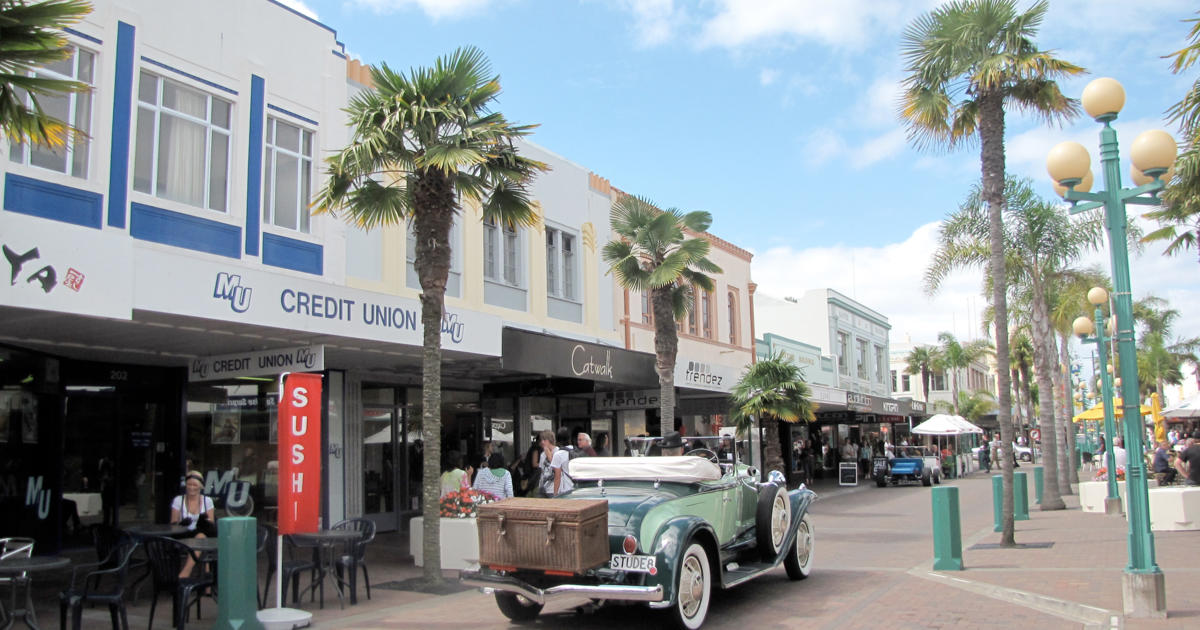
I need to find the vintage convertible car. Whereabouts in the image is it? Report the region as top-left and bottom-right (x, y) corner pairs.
(872, 445), (942, 487)
(460, 436), (816, 629)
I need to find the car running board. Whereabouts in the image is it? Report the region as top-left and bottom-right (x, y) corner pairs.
(720, 561), (776, 588)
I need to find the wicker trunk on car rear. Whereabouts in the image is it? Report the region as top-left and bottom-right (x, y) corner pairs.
(477, 498), (608, 573)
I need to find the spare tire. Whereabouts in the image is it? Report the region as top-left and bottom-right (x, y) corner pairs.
(755, 483), (791, 561)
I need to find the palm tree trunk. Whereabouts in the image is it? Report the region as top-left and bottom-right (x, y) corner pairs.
(651, 287), (678, 436)
(922, 367), (930, 402)
(412, 170), (455, 583)
(1058, 332), (1079, 485)
(1011, 366), (1024, 435)
(1019, 363), (1035, 439)
(763, 417), (785, 475)
(1030, 283), (1066, 509)
(979, 91), (1017, 544)
(1044, 330), (1071, 496)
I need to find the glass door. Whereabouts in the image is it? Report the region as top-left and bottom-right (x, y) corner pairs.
(362, 385), (407, 532)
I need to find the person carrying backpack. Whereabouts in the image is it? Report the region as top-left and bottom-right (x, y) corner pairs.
(539, 428), (574, 497)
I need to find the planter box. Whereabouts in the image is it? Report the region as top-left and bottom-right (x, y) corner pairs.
(476, 498), (608, 573)
(409, 516), (480, 570)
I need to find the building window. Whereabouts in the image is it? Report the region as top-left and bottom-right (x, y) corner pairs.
(932, 371), (947, 391)
(483, 217), (523, 287)
(687, 291), (697, 335)
(8, 46), (95, 178)
(891, 370), (897, 391)
(837, 332), (850, 376)
(545, 227), (578, 301)
(701, 291), (713, 339)
(640, 291), (651, 324)
(856, 338), (869, 380)
(262, 117), (313, 232)
(133, 72), (232, 212)
(901, 373), (911, 392)
(874, 345), (886, 383)
(727, 290), (739, 345)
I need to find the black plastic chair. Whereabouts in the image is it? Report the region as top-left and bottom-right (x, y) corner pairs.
(331, 518), (376, 605)
(142, 536), (214, 630)
(59, 540), (139, 630)
(260, 525), (318, 609)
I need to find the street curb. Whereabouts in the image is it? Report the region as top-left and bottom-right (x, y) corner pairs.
(908, 567), (1121, 629)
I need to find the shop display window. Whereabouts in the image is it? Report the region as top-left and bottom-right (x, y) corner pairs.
(184, 381), (278, 522)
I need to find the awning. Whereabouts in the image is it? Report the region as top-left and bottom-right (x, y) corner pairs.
(912, 413), (984, 435)
(1072, 398), (1152, 422)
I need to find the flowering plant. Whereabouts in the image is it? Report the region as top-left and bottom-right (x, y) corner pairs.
(1094, 467), (1125, 482)
(439, 488), (498, 518)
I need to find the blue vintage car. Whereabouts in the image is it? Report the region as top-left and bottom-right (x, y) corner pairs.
(872, 445), (943, 487)
(461, 436), (816, 629)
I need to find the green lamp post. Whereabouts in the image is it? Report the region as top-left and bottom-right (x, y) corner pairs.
(1072, 289), (1120, 516)
(1047, 76), (1172, 618)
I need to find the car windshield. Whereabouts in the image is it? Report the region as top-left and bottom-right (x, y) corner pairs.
(623, 435), (743, 465)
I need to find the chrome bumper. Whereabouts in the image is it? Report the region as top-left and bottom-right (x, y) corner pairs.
(460, 570), (664, 605)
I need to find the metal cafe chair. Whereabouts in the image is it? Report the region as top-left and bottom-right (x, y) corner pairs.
(331, 518), (376, 605)
(260, 525), (318, 609)
(0, 537), (35, 626)
(142, 536), (215, 630)
(58, 539), (139, 630)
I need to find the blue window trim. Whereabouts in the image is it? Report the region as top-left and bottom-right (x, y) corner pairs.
(246, 75), (265, 256)
(263, 233), (323, 275)
(4, 173), (103, 229)
(63, 27), (102, 45)
(130, 202), (242, 259)
(106, 21), (135, 229)
(267, 104), (319, 127)
(140, 56), (238, 96)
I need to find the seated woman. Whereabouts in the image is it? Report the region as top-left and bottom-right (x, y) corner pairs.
(171, 470), (215, 577)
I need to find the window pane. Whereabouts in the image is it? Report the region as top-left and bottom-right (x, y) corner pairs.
(503, 228), (518, 285)
(77, 49), (94, 84)
(546, 229), (557, 296)
(156, 113), (207, 206)
(71, 89), (92, 178)
(276, 121), (300, 152)
(211, 99), (231, 129)
(209, 131), (228, 211)
(406, 224), (417, 263)
(28, 88), (69, 172)
(9, 141), (23, 163)
(44, 51), (73, 77)
(132, 108), (156, 193)
(299, 158), (311, 233)
(162, 81), (206, 118)
(262, 149), (273, 222)
(562, 235), (575, 300)
(138, 73), (158, 104)
(483, 221), (497, 279)
(273, 152), (299, 229)
(302, 130), (312, 156)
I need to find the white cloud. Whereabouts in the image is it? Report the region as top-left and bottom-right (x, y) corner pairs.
(275, 0), (319, 20)
(616, 0), (682, 47)
(353, 0), (494, 20)
(857, 129), (908, 168)
(697, 0), (912, 51)
(753, 217), (1200, 351)
(857, 74), (904, 128)
(801, 128), (846, 166)
(759, 68), (780, 86)
(800, 128), (906, 169)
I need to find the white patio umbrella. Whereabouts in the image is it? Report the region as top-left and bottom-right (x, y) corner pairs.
(1162, 394), (1200, 419)
(912, 414), (983, 476)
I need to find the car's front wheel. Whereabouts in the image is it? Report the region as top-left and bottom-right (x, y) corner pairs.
(921, 469), (932, 486)
(755, 484), (791, 560)
(495, 592), (544, 622)
(669, 541), (712, 630)
(784, 513), (814, 580)
(1020, 452), (1032, 462)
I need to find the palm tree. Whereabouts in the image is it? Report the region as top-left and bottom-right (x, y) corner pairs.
(1149, 10), (1200, 262)
(313, 48), (545, 583)
(603, 195), (721, 431)
(900, 0), (1083, 544)
(904, 345), (939, 402)
(1133, 296), (1200, 399)
(935, 331), (991, 415)
(958, 389), (997, 425)
(730, 354), (816, 477)
(928, 177), (1105, 511)
(0, 0), (92, 146)
(1009, 331), (1035, 435)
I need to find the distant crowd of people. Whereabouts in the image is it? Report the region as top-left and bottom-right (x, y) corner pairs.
(439, 427), (618, 501)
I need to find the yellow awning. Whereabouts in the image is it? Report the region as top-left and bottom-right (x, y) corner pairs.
(1072, 398), (1152, 423)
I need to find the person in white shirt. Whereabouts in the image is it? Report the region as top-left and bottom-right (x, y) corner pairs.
(538, 429), (574, 497)
(1113, 437), (1128, 470)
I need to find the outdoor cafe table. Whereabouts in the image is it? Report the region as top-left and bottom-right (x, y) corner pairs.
(291, 530), (360, 610)
(0, 556), (69, 630)
(123, 524), (190, 540)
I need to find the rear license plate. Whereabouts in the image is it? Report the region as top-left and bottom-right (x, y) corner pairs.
(610, 553), (657, 575)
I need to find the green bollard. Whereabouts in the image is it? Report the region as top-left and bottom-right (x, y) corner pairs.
(992, 474), (1003, 532)
(931, 486), (963, 570)
(1013, 471), (1029, 521)
(214, 516), (265, 630)
(1032, 466), (1044, 505)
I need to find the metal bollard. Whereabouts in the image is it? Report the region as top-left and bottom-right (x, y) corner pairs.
(1032, 466), (1044, 505)
(931, 486), (963, 570)
(1014, 471), (1029, 521)
(991, 474), (1003, 532)
(214, 516), (265, 630)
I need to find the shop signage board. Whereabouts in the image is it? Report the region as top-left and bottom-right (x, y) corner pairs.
(502, 328), (657, 385)
(673, 358), (742, 393)
(839, 462), (858, 486)
(134, 249), (502, 356)
(847, 392), (873, 413)
(0, 210), (132, 320)
(278, 372), (322, 534)
(809, 384), (846, 408)
(189, 345), (324, 382)
(596, 389), (660, 411)
(906, 399), (927, 415)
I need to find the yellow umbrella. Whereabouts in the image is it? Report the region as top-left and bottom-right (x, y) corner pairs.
(1151, 393), (1166, 443)
(1072, 398), (1152, 422)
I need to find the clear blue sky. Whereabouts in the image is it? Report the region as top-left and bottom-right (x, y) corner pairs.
(284, 1), (1200, 370)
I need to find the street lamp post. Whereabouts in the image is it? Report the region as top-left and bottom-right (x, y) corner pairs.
(1072, 290), (1121, 515)
(1047, 77), (1171, 618)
